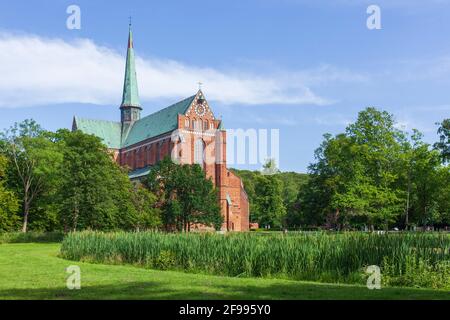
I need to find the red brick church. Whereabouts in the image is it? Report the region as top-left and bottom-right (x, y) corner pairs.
(72, 26), (249, 231)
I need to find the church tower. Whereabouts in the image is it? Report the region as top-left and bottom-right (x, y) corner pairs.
(120, 24), (142, 125)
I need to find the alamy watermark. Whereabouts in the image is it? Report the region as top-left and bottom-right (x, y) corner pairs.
(66, 265), (81, 290)
(367, 5), (381, 30)
(227, 129), (279, 170)
(366, 265), (381, 290)
(66, 5), (81, 30)
(171, 128), (280, 174)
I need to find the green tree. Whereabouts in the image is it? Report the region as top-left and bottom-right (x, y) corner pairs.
(57, 130), (137, 231)
(401, 130), (443, 228)
(261, 158), (280, 175)
(233, 160), (287, 229)
(278, 172), (308, 211)
(147, 157), (222, 232)
(295, 108), (407, 230)
(0, 120), (63, 232)
(294, 108), (450, 230)
(0, 155), (20, 232)
(340, 108), (405, 229)
(231, 164), (307, 228)
(289, 134), (336, 228)
(131, 184), (161, 231)
(253, 173), (286, 229)
(433, 166), (450, 226)
(434, 119), (450, 164)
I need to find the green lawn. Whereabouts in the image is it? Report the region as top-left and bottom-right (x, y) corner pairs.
(0, 243), (448, 300)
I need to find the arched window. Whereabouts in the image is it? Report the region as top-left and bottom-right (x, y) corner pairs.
(156, 142), (161, 163)
(185, 118), (190, 128)
(144, 146), (148, 166)
(127, 152), (132, 167)
(134, 149), (138, 169)
(192, 118), (196, 130)
(150, 145), (154, 164)
(194, 139), (204, 165)
(210, 122), (214, 130)
(123, 152), (128, 167)
(203, 120), (208, 131)
(136, 148), (141, 168)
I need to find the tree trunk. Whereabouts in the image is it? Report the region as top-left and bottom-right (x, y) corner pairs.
(335, 208), (340, 230)
(22, 195), (29, 233)
(405, 175), (411, 230)
(72, 207), (79, 232)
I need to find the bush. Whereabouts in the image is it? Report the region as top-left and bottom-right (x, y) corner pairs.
(0, 232), (65, 244)
(382, 256), (450, 290)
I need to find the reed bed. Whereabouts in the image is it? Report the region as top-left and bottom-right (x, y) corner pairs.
(60, 231), (450, 288)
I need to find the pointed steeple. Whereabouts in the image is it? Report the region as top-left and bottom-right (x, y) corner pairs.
(120, 23), (142, 124)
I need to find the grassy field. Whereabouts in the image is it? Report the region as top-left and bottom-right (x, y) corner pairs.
(0, 243), (449, 300)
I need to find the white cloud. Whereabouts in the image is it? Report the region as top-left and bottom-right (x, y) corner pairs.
(0, 32), (365, 108)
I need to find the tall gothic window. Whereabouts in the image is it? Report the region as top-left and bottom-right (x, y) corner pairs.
(185, 118), (190, 128)
(194, 139), (204, 165)
(127, 152), (132, 167)
(144, 146), (148, 166)
(156, 142), (161, 163)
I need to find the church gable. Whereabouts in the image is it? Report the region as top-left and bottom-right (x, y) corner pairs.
(184, 90), (215, 121)
(181, 90), (219, 131)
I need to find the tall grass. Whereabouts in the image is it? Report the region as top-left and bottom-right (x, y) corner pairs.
(60, 231), (450, 289)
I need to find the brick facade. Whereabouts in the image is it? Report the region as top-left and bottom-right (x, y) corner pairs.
(113, 96), (249, 232)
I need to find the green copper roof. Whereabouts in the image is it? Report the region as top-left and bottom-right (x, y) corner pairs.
(73, 117), (122, 149)
(129, 166), (153, 180)
(74, 95), (196, 149)
(123, 95), (196, 147)
(121, 26), (140, 108)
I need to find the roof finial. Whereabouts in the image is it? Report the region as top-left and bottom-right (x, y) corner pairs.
(129, 16), (132, 27)
(127, 18), (133, 49)
(198, 81), (203, 91)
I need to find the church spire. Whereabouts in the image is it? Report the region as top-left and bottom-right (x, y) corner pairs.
(120, 23), (142, 124)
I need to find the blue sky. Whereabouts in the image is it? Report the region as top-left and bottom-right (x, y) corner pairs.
(1, 0), (449, 172)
